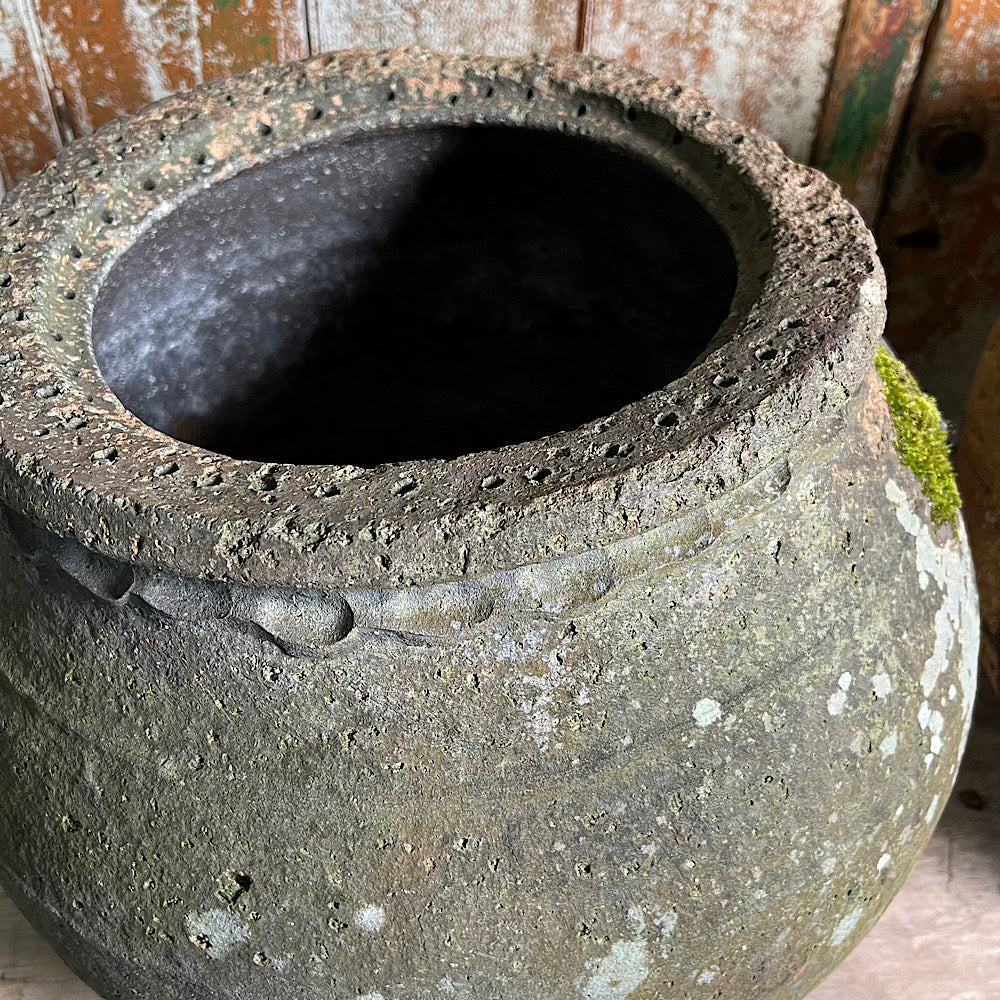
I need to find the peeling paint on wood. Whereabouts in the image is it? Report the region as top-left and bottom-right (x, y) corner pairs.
(0, 1), (60, 187)
(34, 1), (308, 140)
(877, 0), (1000, 426)
(306, 0), (579, 57)
(813, 0), (939, 222)
(199, 0), (309, 79)
(584, 0), (846, 161)
(36, 0), (197, 137)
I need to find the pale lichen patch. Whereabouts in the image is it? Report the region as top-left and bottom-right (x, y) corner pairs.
(872, 672), (892, 699)
(354, 905), (386, 932)
(184, 909), (250, 959)
(884, 478), (978, 718)
(692, 697), (723, 727)
(926, 794), (941, 824)
(696, 966), (720, 985)
(827, 690), (847, 716)
(581, 940), (650, 1000)
(829, 905), (864, 946)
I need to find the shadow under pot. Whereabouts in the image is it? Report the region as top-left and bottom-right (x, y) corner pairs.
(0, 49), (978, 1000)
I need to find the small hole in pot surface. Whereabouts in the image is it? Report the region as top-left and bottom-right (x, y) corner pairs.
(92, 125), (737, 465)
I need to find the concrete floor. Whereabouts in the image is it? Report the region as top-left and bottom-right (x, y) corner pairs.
(1, 698), (997, 1000)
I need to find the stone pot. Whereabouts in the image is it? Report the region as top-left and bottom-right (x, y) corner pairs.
(0, 49), (978, 1000)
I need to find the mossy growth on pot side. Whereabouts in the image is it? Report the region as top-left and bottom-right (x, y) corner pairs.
(875, 345), (961, 527)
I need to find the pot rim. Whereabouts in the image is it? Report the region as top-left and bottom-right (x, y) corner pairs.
(0, 48), (885, 589)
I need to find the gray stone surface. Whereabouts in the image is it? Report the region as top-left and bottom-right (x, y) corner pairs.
(0, 50), (980, 1000)
(4, 716), (996, 999)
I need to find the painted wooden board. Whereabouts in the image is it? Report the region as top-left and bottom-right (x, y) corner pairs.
(877, 0), (1000, 425)
(0, 1), (61, 188)
(307, 0), (580, 59)
(813, 0), (939, 223)
(32, 0), (309, 140)
(582, 0), (846, 161)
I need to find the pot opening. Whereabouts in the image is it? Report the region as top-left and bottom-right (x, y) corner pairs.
(92, 124), (737, 466)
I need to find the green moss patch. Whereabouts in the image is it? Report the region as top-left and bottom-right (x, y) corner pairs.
(875, 345), (961, 527)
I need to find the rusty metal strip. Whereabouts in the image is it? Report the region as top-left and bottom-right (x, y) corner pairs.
(876, 0), (1000, 427)
(813, 0), (939, 223)
(306, 0), (579, 56)
(584, 0), (847, 161)
(0, 0), (61, 187)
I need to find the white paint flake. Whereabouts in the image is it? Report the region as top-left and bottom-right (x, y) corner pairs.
(879, 731), (898, 759)
(838, 672), (853, 691)
(877, 853), (892, 873)
(872, 672), (892, 699)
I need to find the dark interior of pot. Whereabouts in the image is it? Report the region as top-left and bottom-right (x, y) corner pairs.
(92, 124), (738, 466)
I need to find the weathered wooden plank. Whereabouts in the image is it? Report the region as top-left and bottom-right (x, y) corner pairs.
(584, 0), (847, 161)
(813, 0), (939, 222)
(36, 0), (197, 137)
(198, 0), (309, 79)
(0, 1), (61, 188)
(35, 1), (309, 138)
(877, 0), (1000, 425)
(307, 0), (579, 58)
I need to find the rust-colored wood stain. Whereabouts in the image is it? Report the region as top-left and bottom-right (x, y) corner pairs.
(877, 0), (1000, 425)
(33, 0), (308, 139)
(0, 3), (60, 187)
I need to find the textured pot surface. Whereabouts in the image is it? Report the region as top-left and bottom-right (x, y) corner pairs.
(0, 50), (978, 1000)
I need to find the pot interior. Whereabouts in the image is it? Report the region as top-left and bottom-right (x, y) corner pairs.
(92, 124), (737, 466)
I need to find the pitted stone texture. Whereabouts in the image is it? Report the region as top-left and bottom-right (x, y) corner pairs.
(0, 49), (975, 1000)
(0, 48), (882, 591)
(0, 372), (978, 1000)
